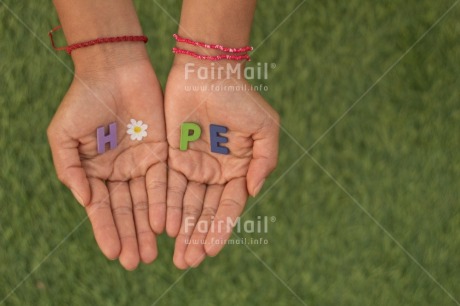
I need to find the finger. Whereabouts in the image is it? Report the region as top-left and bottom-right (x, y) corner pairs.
(246, 118), (279, 197)
(146, 162), (167, 234)
(47, 128), (91, 206)
(173, 182), (206, 269)
(85, 178), (120, 260)
(166, 169), (187, 237)
(130, 177), (158, 264)
(185, 184), (224, 268)
(108, 181), (139, 270)
(205, 177), (248, 257)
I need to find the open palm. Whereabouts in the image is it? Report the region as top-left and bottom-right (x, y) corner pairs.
(47, 60), (167, 270)
(164, 63), (279, 269)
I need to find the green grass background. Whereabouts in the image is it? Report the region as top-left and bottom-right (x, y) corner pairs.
(1, 0), (459, 305)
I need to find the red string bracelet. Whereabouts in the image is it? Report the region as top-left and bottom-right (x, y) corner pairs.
(172, 47), (251, 61)
(173, 34), (253, 53)
(48, 25), (148, 55)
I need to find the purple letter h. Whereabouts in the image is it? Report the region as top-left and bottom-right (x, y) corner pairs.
(97, 122), (117, 154)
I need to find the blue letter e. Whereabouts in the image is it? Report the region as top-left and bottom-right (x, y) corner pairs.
(210, 124), (230, 155)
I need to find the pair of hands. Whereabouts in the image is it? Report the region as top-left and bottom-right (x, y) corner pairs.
(47, 53), (279, 270)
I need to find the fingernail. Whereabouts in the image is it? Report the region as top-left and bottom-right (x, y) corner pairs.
(70, 189), (85, 207)
(253, 179), (265, 197)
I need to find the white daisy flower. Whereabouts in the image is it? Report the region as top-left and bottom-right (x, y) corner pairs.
(127, 119), (148, 141)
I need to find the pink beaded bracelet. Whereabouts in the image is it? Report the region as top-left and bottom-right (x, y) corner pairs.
(172, 47), (251, 61)
(173, 34), (253, 53)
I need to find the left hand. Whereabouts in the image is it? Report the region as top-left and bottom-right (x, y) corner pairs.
(164, 60), (279, 269)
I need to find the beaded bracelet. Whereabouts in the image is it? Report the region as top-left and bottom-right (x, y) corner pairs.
(49, 25), (148, 55)
(173, 34), (253, 53)
(172, 47), (251, 61)
(172, 33), (252, 61)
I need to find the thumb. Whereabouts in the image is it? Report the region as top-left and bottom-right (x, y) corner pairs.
(47, 128), (91, 206)
(246, 121), (279, 197)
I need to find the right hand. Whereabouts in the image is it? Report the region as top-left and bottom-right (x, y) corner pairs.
(47, 56), (167, 270)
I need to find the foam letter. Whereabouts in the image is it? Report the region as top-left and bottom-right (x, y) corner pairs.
(180, 123), (201, 151)
(97, 122), (117, 154)
(210, 124), (229, 155)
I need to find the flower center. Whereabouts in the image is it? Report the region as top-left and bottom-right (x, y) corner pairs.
(134, 126), (142, 133)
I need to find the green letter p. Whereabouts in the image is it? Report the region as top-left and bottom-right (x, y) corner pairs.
(180, 123), (202, 151)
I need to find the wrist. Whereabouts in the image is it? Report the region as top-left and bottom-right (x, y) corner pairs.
(177, 0), (256, 48)
(72, 42), (149, 75)
(172, 53), (247, 81)
(171, 34), (252, 80)
(53, 0), (148, 74)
